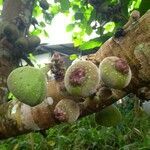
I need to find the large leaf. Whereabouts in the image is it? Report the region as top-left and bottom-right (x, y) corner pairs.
(103, 22), (115, 34)
(66, 24), (75, 32)
(79, 39), (102, 51)
(74, 12), (84, 20)
(139, 0), (150, 15)
(120, 0), (130, 18)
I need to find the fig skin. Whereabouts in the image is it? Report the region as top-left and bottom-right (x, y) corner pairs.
(99, 56), (132, 89)
(7, 66), (47, 106)
(3, 23), (19, 42)
(54, 99), (80, 123)
(95, 105), (122, 127)
(64, 60), (100, 97)
(15, 37), (28, 51)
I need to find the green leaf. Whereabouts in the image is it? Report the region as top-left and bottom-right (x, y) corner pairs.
(72, 5), (79, 12)
(128, 0), (142, 12)
(66, 24), (75, 32)
(28, 53), (37, 63)
(50, 4), (61, 15)
(31, 28), (42, 36)
(88, 9), (96, 24)
(43, 30), (49, 37)
(120, 0), (130, 18)
(69, 54), (78, 60)
(43, 11), (53, 24)
(39, 21), (46, 27)
(86, 26), (93, 35)
(33, 5), (42, 17)
(60, 0), (70, 12)
(0, 0), (3, 5)
(103, 22), (115, 34)
(79, 40), (102, 51)
(134, 0), (142, 8)
(74, 12), (84, 20)
(73, 38), (83, 47)
(139, 0), (150, 15)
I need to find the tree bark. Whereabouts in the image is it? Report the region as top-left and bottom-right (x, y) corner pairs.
(0, 1), (149, 139)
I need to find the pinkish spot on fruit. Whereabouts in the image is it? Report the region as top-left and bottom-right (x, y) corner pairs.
(69, 68), (86, 86)
(115, 58), (129, 74)
(54, 107), (68, 122)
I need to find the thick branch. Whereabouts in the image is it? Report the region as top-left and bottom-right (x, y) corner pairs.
(0, 10), (150, 139)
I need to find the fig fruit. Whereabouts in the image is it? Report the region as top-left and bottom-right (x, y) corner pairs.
(95, 105), (122, 127)
(3, 23), (19, 42)
(7, 66), (47, 106)
(27, 36), (41, 50)
(99, 56), (132, 89)
(64, 60), (100, 97)
(54, 99), (80, 123)
(15, 37), (28, 51)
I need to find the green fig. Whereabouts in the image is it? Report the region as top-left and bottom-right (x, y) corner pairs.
(54, 99), (80, 123)
(95, 105), (122, 127)
(15, 37), (28, 51)
(27, 35), (41, 50)
(3, 23), (19, 42)
(64, 60), (100, 97)
(0, 21), (8, 39)
(99, 56), (132, 89)
(7, 66), (47, 106)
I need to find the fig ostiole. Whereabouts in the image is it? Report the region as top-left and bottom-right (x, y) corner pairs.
(64, 60), (100, 97)
(54, 99), (80, 123)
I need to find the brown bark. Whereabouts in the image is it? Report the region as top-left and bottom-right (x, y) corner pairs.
(0, 10), (149, 139)
(87, 10), (150, 94)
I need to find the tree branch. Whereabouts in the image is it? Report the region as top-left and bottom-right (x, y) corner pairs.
(0, 10), (150, 139)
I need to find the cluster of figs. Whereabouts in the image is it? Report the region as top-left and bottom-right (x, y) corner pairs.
(0, 21), (41, 55)
(0, 0), (50, 55)
(7, 56), (132, 127)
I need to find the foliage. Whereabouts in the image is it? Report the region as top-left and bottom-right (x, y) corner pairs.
(0, 0), (148, 51)
(0, 96), (150, 150)
(29, 0), (146, 51)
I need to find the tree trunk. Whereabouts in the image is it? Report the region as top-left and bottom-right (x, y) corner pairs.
(0, 0), (149, 139)
(0, 0), (35, 104)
